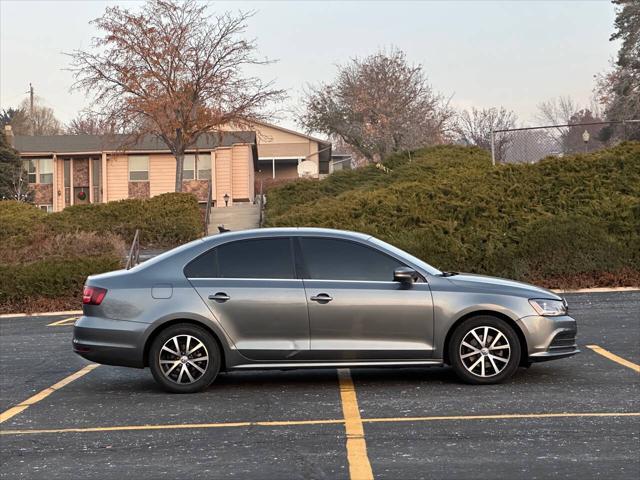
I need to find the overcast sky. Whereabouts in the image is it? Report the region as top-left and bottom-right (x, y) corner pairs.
(0, 0), (619, 131)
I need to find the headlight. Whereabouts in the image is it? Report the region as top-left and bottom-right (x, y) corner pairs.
(529, 298), (568, 316)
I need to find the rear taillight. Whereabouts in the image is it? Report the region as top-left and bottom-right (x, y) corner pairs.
(83, 286), (107, 305)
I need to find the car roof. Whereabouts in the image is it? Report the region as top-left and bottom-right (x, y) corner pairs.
(202, 227), (372, 245)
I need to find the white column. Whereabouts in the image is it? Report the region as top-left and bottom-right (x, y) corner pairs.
(88, 157), (94, 203)
(101, 152), (108, 203)
(52, 154), (58, 211)
(70, 158), (74, 206)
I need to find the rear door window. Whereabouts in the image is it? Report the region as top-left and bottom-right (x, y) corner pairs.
(185, 238), (295, 279)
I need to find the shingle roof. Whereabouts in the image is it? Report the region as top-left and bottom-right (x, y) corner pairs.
(14, 131), (256, 154)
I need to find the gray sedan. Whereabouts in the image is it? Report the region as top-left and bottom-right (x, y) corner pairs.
(73, 228), (578, 393)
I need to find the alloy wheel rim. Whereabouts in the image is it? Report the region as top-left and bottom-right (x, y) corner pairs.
(159, 334), (209, 384)
(459, 326), (510, 378)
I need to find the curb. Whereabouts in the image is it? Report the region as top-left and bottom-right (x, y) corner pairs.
(0, 310), (82, 319)
(551, 287), (640, 294)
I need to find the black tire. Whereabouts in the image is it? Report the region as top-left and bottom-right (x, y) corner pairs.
(448, 316), (521, 385)
(148, 323), (221, 393)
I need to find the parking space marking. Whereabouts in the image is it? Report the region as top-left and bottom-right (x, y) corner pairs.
(362, 411), (640, 424)
(0, 364), (99, 424)
(0, 418), (344, 436)
(587, 344), (640, 373)
(47, 317), (79, 327)
(338, 368), (374, 480)
(2, 411), (638, 437)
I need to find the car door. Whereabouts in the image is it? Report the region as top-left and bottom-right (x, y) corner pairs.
(298, 236), (435, 360)
(186, 237), (309, 361)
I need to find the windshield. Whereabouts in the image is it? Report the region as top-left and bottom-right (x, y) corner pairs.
(367, 237), (442, 276)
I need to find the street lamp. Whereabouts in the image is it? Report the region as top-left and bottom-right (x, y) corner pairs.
(223, 193), (229, 207)
(582, 130), (590, 153)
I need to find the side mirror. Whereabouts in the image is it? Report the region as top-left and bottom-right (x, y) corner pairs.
(394, 266), (418, 283)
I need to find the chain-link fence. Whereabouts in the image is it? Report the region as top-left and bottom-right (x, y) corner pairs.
(491, 120), (640, 165)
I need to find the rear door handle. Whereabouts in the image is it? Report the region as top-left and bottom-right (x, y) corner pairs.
(310, 293), (333, 303)
(208, 292), (230, 302)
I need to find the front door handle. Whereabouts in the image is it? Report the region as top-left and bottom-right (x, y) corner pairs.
(310, 293), (333, 303)
(208, 292), (230, 302)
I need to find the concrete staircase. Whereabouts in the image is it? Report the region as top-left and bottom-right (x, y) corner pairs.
(208, 203), (261, 235)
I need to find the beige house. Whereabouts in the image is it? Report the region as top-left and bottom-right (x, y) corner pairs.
(12, 130), (257, 212)
(247, 121), (332, 185)
(8, 122), (331, 212)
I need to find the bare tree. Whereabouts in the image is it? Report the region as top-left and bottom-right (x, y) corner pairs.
(68, 0), (285, 191)
(66, 113), (116, 135)
(535, 96), (603, 151)
(14, 98), (63, 135)
(299, 49), (453, 163)
(454, 107), (517, 161)
(535, 96), (579, 126)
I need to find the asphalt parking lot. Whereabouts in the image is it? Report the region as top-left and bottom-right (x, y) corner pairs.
(1, 291), (638, 480)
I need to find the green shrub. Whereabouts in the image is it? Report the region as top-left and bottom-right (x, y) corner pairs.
(0, 201), (46, 243)
(42, 192), (202, 247)
(0, 193), (200, 311)
(266, 143), (640, 286)
(0, 255), (121, 304)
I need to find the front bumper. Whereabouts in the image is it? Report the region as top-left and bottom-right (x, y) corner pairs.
(73, 315), (148, 368)
(517, 314), (579, 362)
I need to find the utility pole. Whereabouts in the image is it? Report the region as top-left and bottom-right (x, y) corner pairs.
(28, 83), (34, 135)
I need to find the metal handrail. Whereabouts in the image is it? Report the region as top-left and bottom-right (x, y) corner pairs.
(203, 179), (213, 237)
(125, 229), (140, 270)
(258, 179), (265, 228)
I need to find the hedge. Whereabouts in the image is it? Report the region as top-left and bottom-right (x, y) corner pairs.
(0, 256), (122, 305)
(0, 192), (202, 312)
(266, 143), (640, 288)
(0, 192), (202, 248)
(43, 192), (202, 247)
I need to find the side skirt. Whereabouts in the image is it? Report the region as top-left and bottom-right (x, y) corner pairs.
(230, 360), (444, 370)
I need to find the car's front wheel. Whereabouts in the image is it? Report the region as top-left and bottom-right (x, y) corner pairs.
(449, 316), (521, 384)
(149, 323), (221, 393)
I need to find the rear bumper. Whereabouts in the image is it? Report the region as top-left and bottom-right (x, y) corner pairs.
(73, 316), (148, 368)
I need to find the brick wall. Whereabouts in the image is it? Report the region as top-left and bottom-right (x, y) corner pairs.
(128, 181), (150, 199)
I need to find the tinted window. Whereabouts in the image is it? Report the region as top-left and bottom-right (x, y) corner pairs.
(300, 238), (404, 281)
(218, 238), (294, 279)
(184, 248), (218, 278)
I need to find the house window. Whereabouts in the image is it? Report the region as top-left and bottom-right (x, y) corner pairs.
(197, 154), (211, 180)
(23, 159), (36, 183)
(183, 154), (211, 180)
(183, 155), (195, 180)
(39, 159), (53, 184)
(128, 155), (149, 181)
(39, 205), (53, 213)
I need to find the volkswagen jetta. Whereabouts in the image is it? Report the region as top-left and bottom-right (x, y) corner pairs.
(73, 228), (578, 393)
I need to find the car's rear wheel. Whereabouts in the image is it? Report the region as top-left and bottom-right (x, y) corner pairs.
(449, 316), (521, 384)
(149, 323), (220, 393)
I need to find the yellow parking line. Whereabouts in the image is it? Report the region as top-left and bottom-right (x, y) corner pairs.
(0, 364), (99, 424)
(338, 368), (374, 480)
(363, 411), (640, 424)
(1, 411), (637, 437)
(587, 345), (640, 373)
(47, 317), (79, 327)
(0, 418), (344, 435)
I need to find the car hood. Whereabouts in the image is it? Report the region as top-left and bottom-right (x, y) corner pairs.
(446, 273), (562, 300)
